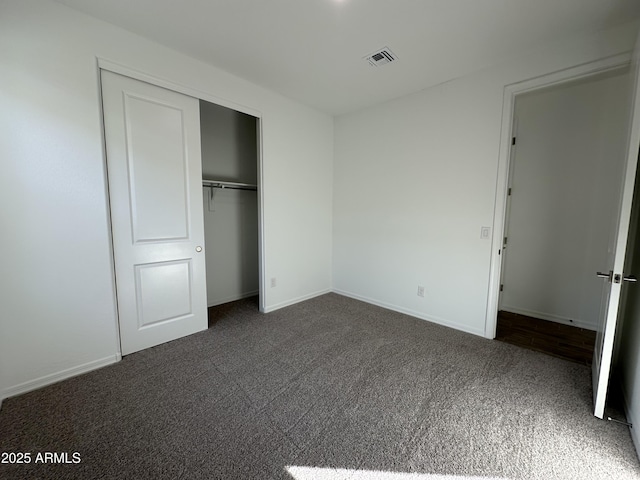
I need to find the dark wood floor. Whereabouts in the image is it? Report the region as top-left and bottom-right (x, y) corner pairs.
(496, 310), (596, 365)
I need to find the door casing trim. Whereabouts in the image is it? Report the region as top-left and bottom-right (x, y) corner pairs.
(485, 52), (632, 339)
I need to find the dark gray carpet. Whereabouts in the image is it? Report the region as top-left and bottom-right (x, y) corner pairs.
(1, 293), (638, 479)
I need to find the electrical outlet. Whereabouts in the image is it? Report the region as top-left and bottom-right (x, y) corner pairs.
(270, 277), (277, 288)
(417, 285), (425, 297)
(480, 226), (491, 239)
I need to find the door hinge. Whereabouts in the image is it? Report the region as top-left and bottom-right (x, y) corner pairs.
(500, 284), (504, 292)
(508, 187), (512, 196)
(503, 237), (508, 246)
(512, 137), (516, 146)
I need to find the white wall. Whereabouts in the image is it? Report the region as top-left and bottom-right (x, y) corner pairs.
(615, 28), (640, 458)
(200, 101), (259, 306)
(333, 21), (640, 336)
(0, 0), (333, 400)
(618, 188), (640, 453)
(500, 71), (631, 330)
(200, 101), (258, 184)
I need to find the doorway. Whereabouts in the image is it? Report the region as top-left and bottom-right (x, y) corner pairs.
(495, 67), (632, 363)
(199, 100), (260, 324)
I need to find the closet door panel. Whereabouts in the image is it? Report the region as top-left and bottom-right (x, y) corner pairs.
(125, 94), (190, 242)
(101, 70), (207, 355)
(135, 260), (193, 328)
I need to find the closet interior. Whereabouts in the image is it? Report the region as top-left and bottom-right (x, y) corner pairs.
(199, 100), (259, 319)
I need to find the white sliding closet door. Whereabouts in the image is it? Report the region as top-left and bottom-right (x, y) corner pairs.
(101, 70), (207, 355)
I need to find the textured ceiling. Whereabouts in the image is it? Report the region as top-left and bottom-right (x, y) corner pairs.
(55, 0), (640, 115)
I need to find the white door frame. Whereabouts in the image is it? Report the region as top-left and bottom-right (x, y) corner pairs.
(485, 52), (632, 339)
(96, 58), (267, 326)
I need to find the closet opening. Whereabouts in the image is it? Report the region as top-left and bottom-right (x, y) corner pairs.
(199, 100), (260, 326)
(495, 66), (632, 365)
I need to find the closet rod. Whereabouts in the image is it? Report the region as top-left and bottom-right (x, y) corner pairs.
(202, 180), (257, 191)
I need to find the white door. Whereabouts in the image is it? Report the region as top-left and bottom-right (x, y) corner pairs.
(593, 34), (640, 419)
(101, 70), (208, 355)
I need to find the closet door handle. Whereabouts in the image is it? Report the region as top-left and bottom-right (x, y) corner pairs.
(195, 246), (203, 253)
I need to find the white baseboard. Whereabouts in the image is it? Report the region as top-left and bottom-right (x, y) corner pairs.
(208, 290), (259, 307)
(1, 354), (121, 404)
(332, 289), (485, 337)
(263, 288), (331, 313)
(500, 305), (596, 331)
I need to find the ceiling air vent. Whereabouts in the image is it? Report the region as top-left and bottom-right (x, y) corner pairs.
(364, 47), (397, 67)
